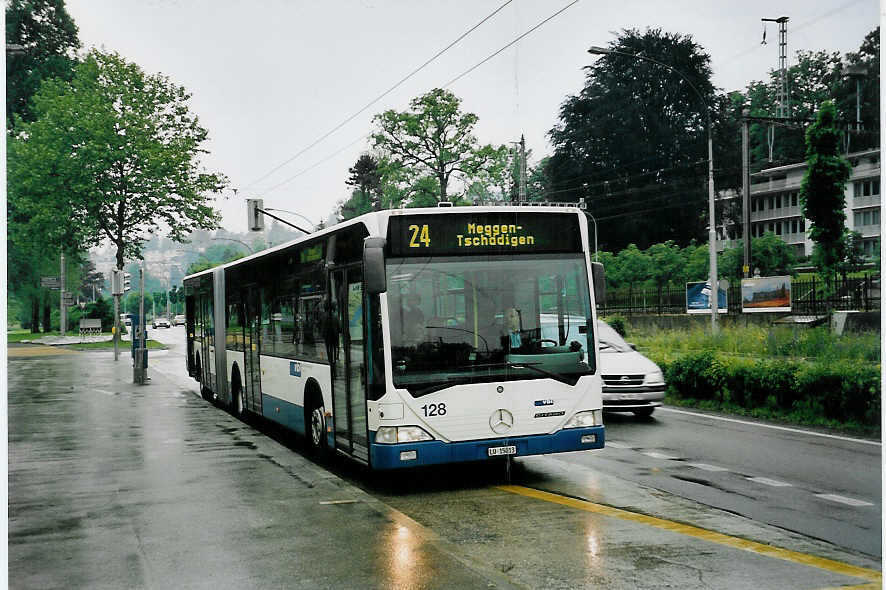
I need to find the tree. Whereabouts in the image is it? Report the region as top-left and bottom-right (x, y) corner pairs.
(346, 154), (381, 211)
(9, 50), (227, 274)
(547, 28), (723, 251)
(800, 101), (852, 275)
(615, 244), (651, 291)
(720, 233), (796, 278)
(5, 0), (80, 128)
(371, 88), (504, 203)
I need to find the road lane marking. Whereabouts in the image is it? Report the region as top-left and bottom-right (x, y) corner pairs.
(604, 441), (629, 449)
(657, 407), (881, 447)
(497, 485), (882, 585)
(747, 476), (793, 487)
(815, 494), (875, 507)
(687, 462), (729, 472)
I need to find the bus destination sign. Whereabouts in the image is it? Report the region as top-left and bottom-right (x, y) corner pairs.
(387, 212), (582, 257)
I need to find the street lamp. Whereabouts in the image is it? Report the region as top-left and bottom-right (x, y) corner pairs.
(588, 46), (719, 332)
(211, 237), (255, 253)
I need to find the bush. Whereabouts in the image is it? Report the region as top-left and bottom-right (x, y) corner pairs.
(795, 362), (880, 423)
(665, 351), (725, 401)
(604, 314), (627, 337)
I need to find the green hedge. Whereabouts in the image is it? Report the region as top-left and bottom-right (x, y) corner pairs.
(661, 352), (880, 426)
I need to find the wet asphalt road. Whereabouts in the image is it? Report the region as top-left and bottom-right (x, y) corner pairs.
(8, 333), (882, 589)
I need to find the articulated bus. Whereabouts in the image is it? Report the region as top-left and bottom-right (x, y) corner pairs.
(183, 204), (606, 469)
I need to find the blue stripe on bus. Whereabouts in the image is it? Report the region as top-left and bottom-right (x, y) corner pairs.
(368, 426), (605, 470)
(261, 394), (306, 436)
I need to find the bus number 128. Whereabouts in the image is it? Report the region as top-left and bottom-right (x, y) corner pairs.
(421, 403), (447, 417)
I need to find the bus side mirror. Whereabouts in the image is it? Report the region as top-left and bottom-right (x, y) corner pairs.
(363, 237), (387, 295)
(592, 261), (605, 304)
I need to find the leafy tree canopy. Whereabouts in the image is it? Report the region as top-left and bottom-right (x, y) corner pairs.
(547, 28), (726, 251)
(371, 88), (507, 203)
(800, 100), (852, 273)
(9, 49), (228, 271)
(5, 0), (80, 127)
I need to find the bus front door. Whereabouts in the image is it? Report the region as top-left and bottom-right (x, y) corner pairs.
(331, 267), (369, 461)
(242, 290), (262, 414)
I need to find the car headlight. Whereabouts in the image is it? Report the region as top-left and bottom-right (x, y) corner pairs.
(564, 409), (603, 428)
(645, 369), (665, 386)
(375, 426), (434, 444)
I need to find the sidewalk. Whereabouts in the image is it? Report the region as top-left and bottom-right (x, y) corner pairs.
(8, 346), (517, 589)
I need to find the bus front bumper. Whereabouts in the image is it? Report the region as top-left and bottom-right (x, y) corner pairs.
(369, 426), (605, 470)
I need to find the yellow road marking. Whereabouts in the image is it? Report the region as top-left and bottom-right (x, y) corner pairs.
(8, 346), (78, 357)
(497, 485), (881, 584)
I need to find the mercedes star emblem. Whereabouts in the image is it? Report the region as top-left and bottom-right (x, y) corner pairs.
(489, 409), (514, 434)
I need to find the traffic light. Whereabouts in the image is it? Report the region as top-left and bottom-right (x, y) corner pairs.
(247, 198), (264, 231)
(123, 272), (132, 292)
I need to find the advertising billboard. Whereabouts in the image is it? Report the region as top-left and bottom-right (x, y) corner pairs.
(686, 281), (727, 314)
(741, 276), (791, 313)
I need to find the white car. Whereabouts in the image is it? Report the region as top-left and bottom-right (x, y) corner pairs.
(173, 314), (186, 326)
(596, 320), (665, 417)
(152, 317), (171, 329)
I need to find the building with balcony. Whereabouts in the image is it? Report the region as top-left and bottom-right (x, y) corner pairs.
(746, 148), (880, 259)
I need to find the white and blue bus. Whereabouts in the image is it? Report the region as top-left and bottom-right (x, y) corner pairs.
(184, 204), (606, 469)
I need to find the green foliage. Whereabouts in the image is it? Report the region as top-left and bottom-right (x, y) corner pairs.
(603, 314), (627, 337)
(800, 101), (853, 275)
(661, 349), (879, 427)
(8, 49), (227, 273)
(547, 28), (721, 250)
(665, 350), (725, 401)
(6, 0), (80, 128)
(371, 89), (507, 203)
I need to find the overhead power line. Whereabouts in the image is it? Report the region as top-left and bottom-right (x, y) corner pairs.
(243, 0), (514, 191)
(256, 1), (582, 196)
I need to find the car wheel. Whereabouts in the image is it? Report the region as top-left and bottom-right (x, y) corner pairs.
(633, 407), (655, 418)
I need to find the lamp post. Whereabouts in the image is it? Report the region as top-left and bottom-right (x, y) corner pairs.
(211, 237), (255, 253)
(588, 46), (719, 332)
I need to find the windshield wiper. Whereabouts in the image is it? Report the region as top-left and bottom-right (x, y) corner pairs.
(505, 361), (576, 386)
(414, 377), (476, 397)
(469, 361), (576, 386)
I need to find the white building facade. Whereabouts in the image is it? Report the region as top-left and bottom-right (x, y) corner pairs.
(747, 148), (880, 259)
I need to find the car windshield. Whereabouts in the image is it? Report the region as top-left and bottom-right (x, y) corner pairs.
(595, 320), (633, 352)
(387, 254), (595, 396)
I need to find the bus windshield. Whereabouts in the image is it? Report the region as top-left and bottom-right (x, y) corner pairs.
(387, 254), (595, 396)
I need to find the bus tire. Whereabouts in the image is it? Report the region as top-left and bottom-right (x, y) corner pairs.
(196, 355), (211, 401)
(305, 388), (327, 456)
(231, 367), (246, 417)
(633, 407), (655, 418)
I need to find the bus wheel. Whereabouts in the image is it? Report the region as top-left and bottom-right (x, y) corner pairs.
(306, 397), (328, 455)
(196, 356), (210, 401)
(232, 372), (246, 417)
(633, 407), (655, 418)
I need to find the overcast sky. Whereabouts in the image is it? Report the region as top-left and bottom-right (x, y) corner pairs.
(65, 0), (880, 235)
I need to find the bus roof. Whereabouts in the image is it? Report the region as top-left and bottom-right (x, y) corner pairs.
(183, 204), (586, 282)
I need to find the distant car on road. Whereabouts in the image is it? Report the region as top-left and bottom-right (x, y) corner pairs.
(173, 314), (186, 326)
(596, 320), (665, 417)
(152, 317), (171, 329)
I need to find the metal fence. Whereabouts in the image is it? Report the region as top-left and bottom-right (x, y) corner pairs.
(599, 274), (880, 316)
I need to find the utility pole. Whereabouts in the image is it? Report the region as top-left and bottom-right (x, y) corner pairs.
(762, 16), (789, 161)
(741, 110), (752, 278)
(59, 252), (66, 336)
(519, 134), (527, 202)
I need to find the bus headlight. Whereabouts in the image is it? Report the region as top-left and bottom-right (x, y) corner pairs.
(645, 369), (665, 386)
(376, 426), (434, 444)
(564, 410), (602, 428)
